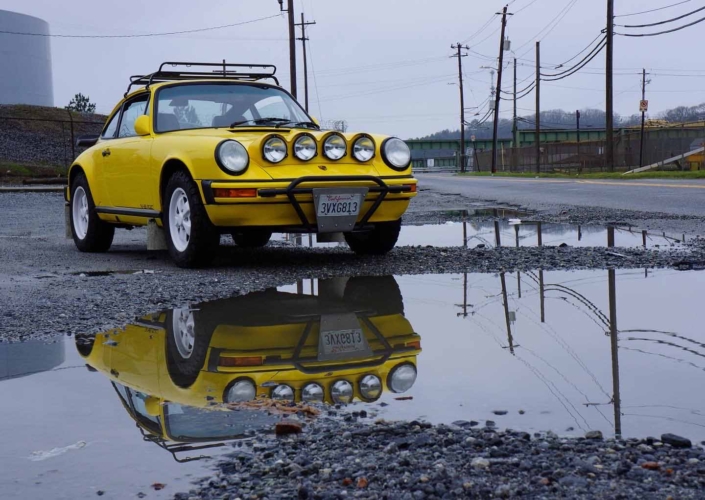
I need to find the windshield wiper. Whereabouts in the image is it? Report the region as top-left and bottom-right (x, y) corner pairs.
(274, 120), (320, 129)
(229, 117), (292, 128)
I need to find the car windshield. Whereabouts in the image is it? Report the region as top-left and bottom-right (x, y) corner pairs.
(155, 83), (311, 132)
(164, 403), (278, 441)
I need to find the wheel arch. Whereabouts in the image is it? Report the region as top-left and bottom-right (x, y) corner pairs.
(68, 164), (86, 197)
(159, 158), (202, 210)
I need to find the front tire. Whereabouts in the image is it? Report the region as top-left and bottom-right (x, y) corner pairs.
(231, 229), (273, 248)
(70, 174), (114, 252)
(344, 219), (402, 256)
(163, 171), (218, 268)
(165, 307), (214, 388)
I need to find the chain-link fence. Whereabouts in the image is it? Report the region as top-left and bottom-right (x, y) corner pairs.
(0, 106), (105, 177)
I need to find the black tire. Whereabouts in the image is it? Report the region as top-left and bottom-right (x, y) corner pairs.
(165, 308), (215, 388)
(75, 333), (96, 357)
(162, 170), (219, 268)
(344, 219), (402, 256)
(344, 276), (404, 316)
(231, 229), (273, 248)
(70, 174), (114, 252)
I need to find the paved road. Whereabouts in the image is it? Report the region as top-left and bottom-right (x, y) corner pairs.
(419, 174), (705, 217)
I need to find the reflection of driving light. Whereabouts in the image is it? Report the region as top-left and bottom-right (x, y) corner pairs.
(388, 363), (417, 393)
(224, 379), (256, 403)
(331, 380), (354, 404)
(359, 374), (382, 401)
(271, 384), (295, 401)
(302, 383), (324, 402)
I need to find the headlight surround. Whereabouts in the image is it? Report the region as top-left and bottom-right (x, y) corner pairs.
(331, 380), (354, 404)
(302, 383), (324, 403)
(387, 363), (417, 393)
(215, 140), (249, 174)
(223, 378), (256, 403)
(381, 137), (411, 170)
(263, 136), (288, 163)
(352, 136), (375, 162)
(359, 374), (382, 401)
(323, 133), (347, 160)
(271, 384), (295, 401)
(294, 134), (317, 161)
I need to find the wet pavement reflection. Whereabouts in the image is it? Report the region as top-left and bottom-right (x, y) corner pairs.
(3, 270), (705, 497)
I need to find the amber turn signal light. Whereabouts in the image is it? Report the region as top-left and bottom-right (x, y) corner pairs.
(213, 188), (258, 198)
(219, 356), (263, 367)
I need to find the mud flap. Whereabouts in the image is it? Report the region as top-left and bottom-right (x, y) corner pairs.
(147, 219), (167, 250)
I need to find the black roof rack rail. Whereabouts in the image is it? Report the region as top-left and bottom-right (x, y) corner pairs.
(124, 61), (278, 97)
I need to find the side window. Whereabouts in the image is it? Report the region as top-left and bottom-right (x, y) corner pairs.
(102, 112), (119, 139)
(118, 97), (149, 138)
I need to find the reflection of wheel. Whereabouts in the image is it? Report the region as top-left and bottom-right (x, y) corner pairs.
(345, 219), (401, 255)
(231, 229), (272, 248)
(75, 333), (96, 357)
(165, 308), (215, 388)
(344, 276), (404, 316)
(70, 174), (114, 252)
(163, 171), (219, 268)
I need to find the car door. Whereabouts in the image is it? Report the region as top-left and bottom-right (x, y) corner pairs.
(102, 94), (155, 213)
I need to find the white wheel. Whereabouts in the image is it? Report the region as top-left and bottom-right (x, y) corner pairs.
(72, 186), (89, 240)
(172, 307), (195, 359)
(168, 187), (191, 252)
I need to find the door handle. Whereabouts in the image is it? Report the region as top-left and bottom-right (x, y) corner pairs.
(102, 148), (111, 157)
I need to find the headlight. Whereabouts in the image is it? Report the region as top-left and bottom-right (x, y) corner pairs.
(302, 383), (324, 402)
(216, 140), (249, 174)
(382, 137), (411, 170)
(331, 380), (353, 404)
(387, 363), (417, 393)
(323, 134), (346, 160)
(352, 136), (375, 162)
(271, 384), (294, 401)
(224, 379), (256, 403)
(294, 134), (317, 161)
(263, 136), (287, 163)
(359, 374), (382, 401)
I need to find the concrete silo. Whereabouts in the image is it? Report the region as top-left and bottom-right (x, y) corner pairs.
(0, 9), (54, 106)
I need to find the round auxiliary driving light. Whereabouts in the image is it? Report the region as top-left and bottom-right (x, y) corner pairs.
(224, 379), (256, 403)
(323, 134), (346, 160)
(263, 136), (287, 163)
(302, 383), (325, 403)
(216, 140), (249, 174)
(387, 363), (417, 394)
(271, 384), (295, 401)
(359, 374), (382, 401)
(382, 137), (411, 170)
(331, 380), (354, 404)
(294, 134), (317, 161)
(353, 136), (375, 162)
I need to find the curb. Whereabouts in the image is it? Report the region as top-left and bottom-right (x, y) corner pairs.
(0, 186), (64, 193)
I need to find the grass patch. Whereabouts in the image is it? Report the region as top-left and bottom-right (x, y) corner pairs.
(0, 161), (66, 178)
(457, 170), (705, 180)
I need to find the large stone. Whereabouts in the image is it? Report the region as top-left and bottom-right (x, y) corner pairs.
(275, 420), (303, 436)
(661, 433), (692, 448)
(585, 430), (603, 440)
(471, 457), (490, 469)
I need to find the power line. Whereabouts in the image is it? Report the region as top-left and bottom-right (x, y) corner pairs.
(540, 36), (606, 77)
(617, 4), (705, 27)
(615, 0), (693, 18)
(0, 14), (281, 38)
(549, 32), (605, 69)
(515, 0), (580, 55)
(616, 14), (705, 36)
(541, 40), (607, 82)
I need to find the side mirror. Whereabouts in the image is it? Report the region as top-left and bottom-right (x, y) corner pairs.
(134, 115), (151, 136)
(76, 134), (99, 148)
(310, 116), (320, 126)
(143, 396), (162, 417)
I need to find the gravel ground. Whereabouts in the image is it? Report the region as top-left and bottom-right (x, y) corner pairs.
(2, 191), (705, 342)
(178, 416), (705, 500)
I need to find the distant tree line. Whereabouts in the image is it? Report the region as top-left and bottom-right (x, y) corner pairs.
(412, 103), (705, 141)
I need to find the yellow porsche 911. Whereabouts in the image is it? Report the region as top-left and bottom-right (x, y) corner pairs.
(67, 62), (417, 267)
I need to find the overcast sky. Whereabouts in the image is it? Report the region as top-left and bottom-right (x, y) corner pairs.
(4, 0), (705, 138)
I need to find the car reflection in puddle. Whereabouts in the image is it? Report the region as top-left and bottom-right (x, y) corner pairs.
(76, 276), (420, 462)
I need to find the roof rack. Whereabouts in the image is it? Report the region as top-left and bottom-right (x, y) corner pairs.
(125, 61), (279, 97)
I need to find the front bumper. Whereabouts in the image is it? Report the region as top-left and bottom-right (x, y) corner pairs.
(200, 175), (417, 230)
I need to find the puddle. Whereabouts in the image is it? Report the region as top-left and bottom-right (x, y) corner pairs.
(4, 270), (705, 497)
(71, 270), (156, 277)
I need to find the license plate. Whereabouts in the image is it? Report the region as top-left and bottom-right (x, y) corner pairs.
(317, 193), (363, 217)
(320, 329), (366, 356)
(317, 313), (373, 362)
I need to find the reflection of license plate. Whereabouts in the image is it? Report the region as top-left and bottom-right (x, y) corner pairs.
(317, 193), (363, 217)
(320, 329), (366, 356)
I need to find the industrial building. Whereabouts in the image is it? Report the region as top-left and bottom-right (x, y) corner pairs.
(0, 10), (54, 106)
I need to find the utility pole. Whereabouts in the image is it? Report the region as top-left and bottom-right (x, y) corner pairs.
(639, 68), (649, 168)
(576, 110), (581, 173)
(512, 58), (518, 172)
(295, 13), (316, 112)
(491, 6), (511, 174)
(451, 43), (469, 173)
(606, 0), (615, 171)
(278, 0), (297, 98)
(535, 41), (541, 174)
